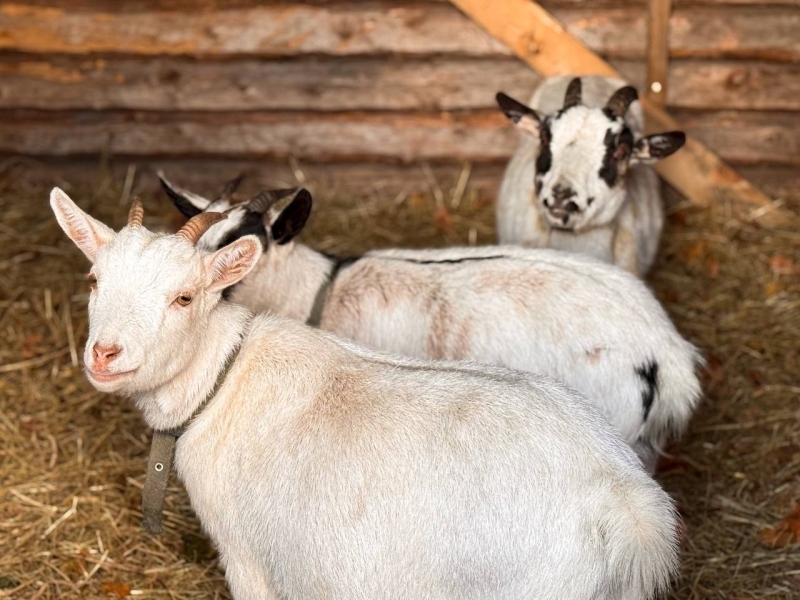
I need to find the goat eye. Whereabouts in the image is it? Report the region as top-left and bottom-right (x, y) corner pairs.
(175, 293), (193, 307)
(86, 274), (97, 290)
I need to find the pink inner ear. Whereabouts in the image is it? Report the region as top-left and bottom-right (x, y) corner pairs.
(614, 144), (631, 161)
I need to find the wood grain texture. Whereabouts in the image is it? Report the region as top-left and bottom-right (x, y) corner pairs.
(646, 0), (672, 105)
(0, 109), (795, 167)
(449, 0), (780, 215)
(0, 2), (798, 60)
(3, 55), (798, 112)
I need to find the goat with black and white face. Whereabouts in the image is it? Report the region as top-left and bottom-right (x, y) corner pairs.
(496, 76), (686, 275)
(51, 188), (681, 600)
(159, 175), (702, 473)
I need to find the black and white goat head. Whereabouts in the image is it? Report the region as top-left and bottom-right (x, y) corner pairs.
(158, 173), (312, 252)
(496, 78), (685, 232)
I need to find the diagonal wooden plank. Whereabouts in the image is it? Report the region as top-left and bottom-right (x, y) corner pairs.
(449, 0), (784, 220)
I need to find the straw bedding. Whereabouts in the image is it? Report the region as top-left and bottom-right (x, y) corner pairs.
(1, 162), (798, 599)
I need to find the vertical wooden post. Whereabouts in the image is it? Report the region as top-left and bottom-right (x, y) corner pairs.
(646, 0), (672, 108)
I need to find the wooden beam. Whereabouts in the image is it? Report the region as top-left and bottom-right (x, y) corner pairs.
(3, 56), (800, 112)
(646, 0), (672, 106)
(448, 0), (782, 218)
(0, 109), (796, 167)
(1, 3), (799, 62)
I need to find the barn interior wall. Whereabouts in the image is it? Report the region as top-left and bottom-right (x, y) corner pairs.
(0, 0), (797, 196)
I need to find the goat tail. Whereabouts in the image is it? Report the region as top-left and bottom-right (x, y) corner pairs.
(639, 341), (704, 463)
(600, 477), (681, 599)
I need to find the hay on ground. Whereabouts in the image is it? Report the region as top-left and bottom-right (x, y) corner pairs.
(0, 162), (799, 599)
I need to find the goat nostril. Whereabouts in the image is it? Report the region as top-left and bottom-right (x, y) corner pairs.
(565, 201), (579, 214)
(93, 343), (122, 362)
(543, 198), (551, 208)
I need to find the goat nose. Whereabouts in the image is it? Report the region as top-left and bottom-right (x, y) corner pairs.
(564, 201), (579, 214)
(551, 185), (576, 204)
(92, 343), (122, 368)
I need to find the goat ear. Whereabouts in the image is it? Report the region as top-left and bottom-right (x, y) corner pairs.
(496, 92), (541, 137)
(631, 132), (686, 164)
(50, 188), (115, 262)
(158, 172), (209, 218)
(204, 235), (263, 293)
(268, 189), (313, 245)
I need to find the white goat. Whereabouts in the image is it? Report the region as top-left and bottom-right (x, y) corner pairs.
(159, 176), (702, 472)
(496, 76), (686, 276)
(52, 187), (680, 600)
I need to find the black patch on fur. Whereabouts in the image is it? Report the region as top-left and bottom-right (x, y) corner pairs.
(219, 210), (269, 250)
(635, 361), (659, 422)
(496, 92), (539, 125)
(322, 253), (362, 273)
(598, 126), (633, 187)
(536, 123), (553, 175)
(271, 189), (313, 245)
(160, 179), (203, 219)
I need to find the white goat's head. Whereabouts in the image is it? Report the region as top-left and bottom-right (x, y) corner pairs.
(497, 78), (685, 232)
(159, 173), (313, 252)
(50, 188), (262, 394)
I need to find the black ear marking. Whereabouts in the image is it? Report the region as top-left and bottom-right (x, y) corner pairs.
(270, 188), (313, 245)
(634, 131), (686, 162)
(496, 92), (541, 136)
(159, 174), (205, 218)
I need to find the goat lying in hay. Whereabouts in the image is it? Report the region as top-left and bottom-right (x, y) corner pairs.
(160, 176), (702, 473)
(496, 76), (686, 276)
(51, 187), (679, 600)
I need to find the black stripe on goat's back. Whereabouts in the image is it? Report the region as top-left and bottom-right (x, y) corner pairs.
(381, 255), (511, 266)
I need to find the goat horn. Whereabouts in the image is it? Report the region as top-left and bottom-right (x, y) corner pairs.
(214, 174), (245, 204)
(176, 212), (227, 244)
(605, 86), (639, 119)
(128, 197), (144, 228)
(247, 188), (299, 214)
(563, 77), (582, 109)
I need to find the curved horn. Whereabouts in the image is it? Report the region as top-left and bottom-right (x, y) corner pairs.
(128, 197), (144, 228)
(605, 85), (639, 119)
(176, 212), (227, 244)
(247, 188), (299, 214)
(214, 174), (245, 204)
(563, 77), (582, 109)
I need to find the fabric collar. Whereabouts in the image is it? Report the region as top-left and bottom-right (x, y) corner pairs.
(141, 333), (245, 535)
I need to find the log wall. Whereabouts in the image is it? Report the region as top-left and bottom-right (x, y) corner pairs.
(0, 0), (798, 185)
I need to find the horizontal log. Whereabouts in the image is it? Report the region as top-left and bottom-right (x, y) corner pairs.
(0, 55), (640, 112)
(673, 110), (800, 166)
(0, 109), (796, 167)
(1, 3), (798, 61)
(9, 0), (800, 10)
(2, 55), (799, 112)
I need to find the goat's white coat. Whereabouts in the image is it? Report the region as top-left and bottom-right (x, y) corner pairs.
(497, 76), (665, 275)
(176, 191), (701, 472)
(50, 188), (680, 599)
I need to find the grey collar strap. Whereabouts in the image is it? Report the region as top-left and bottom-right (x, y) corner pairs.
(306, 259), (347, 328)
(141, 337), (245, 535)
